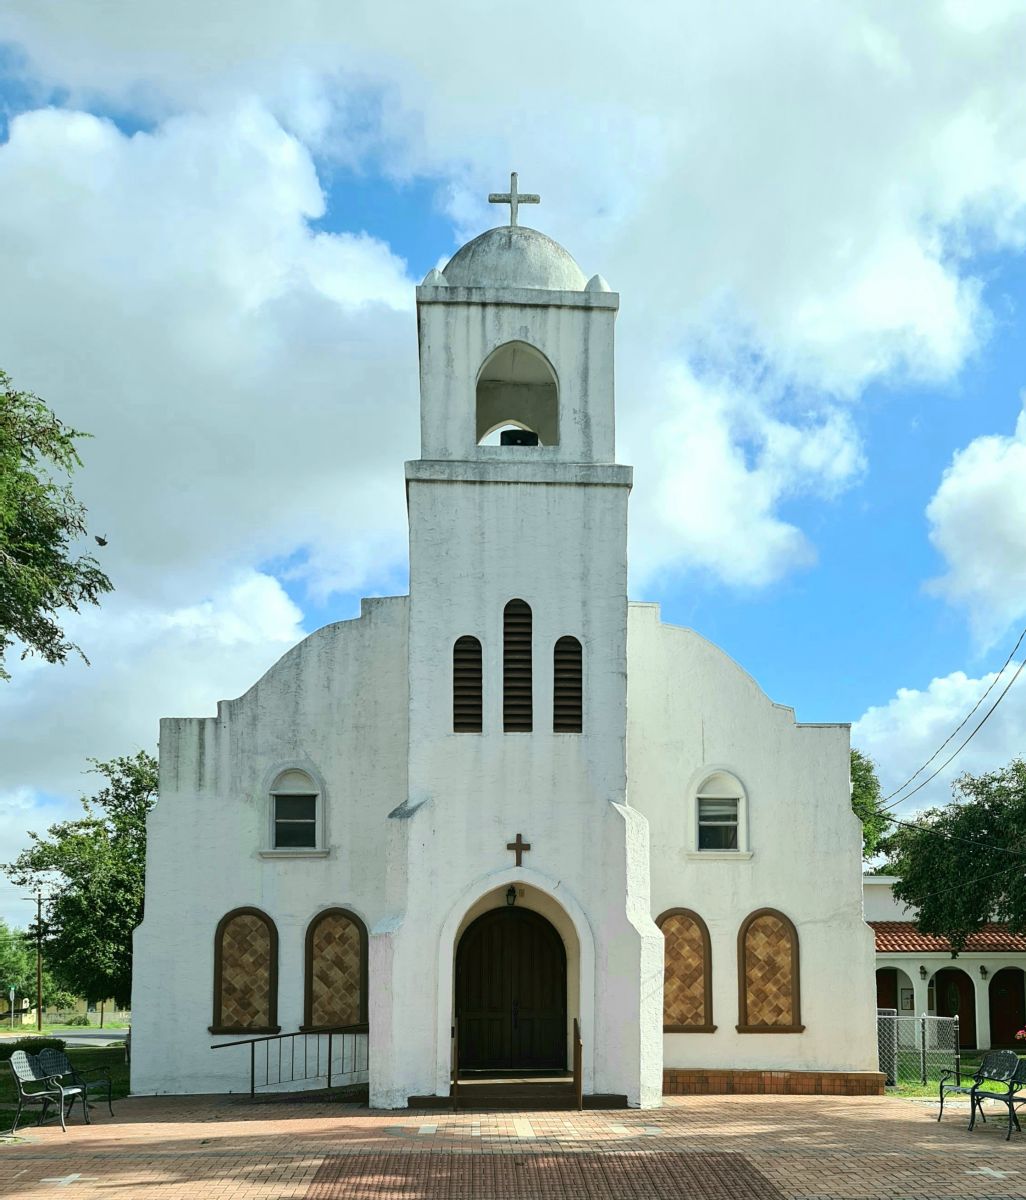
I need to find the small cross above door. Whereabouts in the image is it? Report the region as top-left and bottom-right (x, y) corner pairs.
(506, 833), (531, 866)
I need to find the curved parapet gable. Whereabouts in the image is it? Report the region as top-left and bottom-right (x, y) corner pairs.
(627, 602), (801, 722)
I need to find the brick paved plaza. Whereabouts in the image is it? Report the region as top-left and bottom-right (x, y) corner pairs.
(1, 1094), (1024, 1199)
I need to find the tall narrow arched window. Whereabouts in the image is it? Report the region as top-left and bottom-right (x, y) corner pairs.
(737, 908), (804, 1033)
(210, 907), (279, 1034)
(303, 908), (368, 1031)
(453, 636), (483, 733)
(503, 599), (533, 732)
(657, 909), (714, 1032)
(553, 636), (583, 732)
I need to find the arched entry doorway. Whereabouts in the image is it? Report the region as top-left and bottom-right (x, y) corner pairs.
(934, 967), (977, 1048)
(876, 968), (898, 1009)
(455, 907), (567, 1071)
(989, 968), (1026, 1047)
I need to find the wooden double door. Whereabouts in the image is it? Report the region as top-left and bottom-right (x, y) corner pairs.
(456, 907), (567, 1071)
(989, 968), (1026, 1047)
(934, 968), (977, 1048)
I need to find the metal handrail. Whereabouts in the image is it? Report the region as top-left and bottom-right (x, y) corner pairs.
(211, 1023), (367, 1049)
(451, 1018), (460, 1109)
(573, 1018), (583, 1111)
(211, 1024), (368, 1096)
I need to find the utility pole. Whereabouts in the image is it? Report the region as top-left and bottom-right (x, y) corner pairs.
(35, 890), (42, 1032)
(23, 891), (44, 1032)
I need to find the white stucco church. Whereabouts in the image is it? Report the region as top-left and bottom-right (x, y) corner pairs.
(132, 176), (882, 1107)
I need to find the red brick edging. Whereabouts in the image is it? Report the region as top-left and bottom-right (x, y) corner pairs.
(663, 1068), (886, 1096)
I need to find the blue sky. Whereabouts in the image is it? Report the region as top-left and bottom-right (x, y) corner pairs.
(1, 3), (1026, 928)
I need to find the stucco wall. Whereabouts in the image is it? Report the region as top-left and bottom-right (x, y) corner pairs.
(131, 596), (409, 1095)
(627, 602), (878, 1073)
(416, 285), (617, 464)
(863, 875), (915, 921)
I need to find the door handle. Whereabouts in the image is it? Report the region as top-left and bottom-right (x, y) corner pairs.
(511, 999), (519, 1030)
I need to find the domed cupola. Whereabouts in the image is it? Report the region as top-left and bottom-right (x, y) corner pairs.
(414, 172), (619, 465)
(443, 225), (587, 291)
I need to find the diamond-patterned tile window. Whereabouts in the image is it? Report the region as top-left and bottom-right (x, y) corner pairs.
(738, 908), (804, 1033)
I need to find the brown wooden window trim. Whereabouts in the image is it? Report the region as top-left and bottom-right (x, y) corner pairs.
(736, 906), (805, 1034)
(503, 599), (533, 732)
(209, 906), (280, 1035)
(552, 635), (583, 733)
(656, 907), (716, 1033)
(452, 635), (483, 733)
(300, 907), (369, 1033)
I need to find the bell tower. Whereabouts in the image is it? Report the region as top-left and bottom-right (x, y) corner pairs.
(370, 178), (662, 1110)
(407, 174), (630, 752)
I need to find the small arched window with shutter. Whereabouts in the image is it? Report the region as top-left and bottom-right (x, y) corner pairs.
(453, 636), (483, 732)
(553, 636), (583, 732)
(503, 599), (533, 732)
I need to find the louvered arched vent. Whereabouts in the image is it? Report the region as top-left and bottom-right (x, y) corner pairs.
(453, 636), (483, 733)
(503, 599), (533, 732)
(553, 636), (583, 732)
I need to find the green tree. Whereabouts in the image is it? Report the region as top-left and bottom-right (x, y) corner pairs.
(4, 752), (158, 1006)
(887, 758), (1026, 952)
(851, 747), (891, 860)
(0, 369), (113, 680)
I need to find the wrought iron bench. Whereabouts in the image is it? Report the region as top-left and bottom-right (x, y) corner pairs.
(938, 1049), (1020, 1125)
(37, 1048), (114, 1118)
(7, 1050), (89, 1133)
(968, 1054), (1026, 1140)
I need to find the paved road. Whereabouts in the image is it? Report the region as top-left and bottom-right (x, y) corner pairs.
(0, 1028), (126, 1045)
(59, 1029), (127, 1046)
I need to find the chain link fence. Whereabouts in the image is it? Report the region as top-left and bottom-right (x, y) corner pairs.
(877, 1009), (960, 1087)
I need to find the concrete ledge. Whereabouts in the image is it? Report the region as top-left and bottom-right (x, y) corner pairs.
(416, 284), (619, 310)
(406, 459), (632, 487)
(662, 1068), (886, 1097)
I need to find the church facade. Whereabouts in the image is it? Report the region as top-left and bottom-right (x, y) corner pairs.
(132, 188), (880, 1106)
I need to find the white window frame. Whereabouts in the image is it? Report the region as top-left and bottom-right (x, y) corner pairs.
(686, 769), (753, 861)
(260, 766), (329, 859)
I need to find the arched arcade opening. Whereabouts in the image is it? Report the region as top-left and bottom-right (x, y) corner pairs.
(931, 966), (977, 1048)
(989, 967), (1026, 1047)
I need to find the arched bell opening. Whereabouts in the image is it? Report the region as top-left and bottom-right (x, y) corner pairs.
(452, 885), (577, 1074)
(476, 341), (558, 446)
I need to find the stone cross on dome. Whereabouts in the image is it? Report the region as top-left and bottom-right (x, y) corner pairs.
(488, 172), (540, 227)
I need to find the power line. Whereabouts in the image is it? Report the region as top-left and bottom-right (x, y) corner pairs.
(880, 624), (1026, 808)
(888, 814), (1026, 858)
(895, 860), (1026, 904)
(880, 651), (1026, 815)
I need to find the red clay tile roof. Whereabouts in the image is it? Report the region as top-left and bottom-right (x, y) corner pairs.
(871, 921), (1026, 953)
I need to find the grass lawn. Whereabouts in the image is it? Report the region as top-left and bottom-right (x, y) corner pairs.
(0, 1045), (129, 1133)
(888, 1050), (1025, 1099)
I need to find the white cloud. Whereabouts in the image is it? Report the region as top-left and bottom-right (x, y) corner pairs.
(626, 366), (864, 587)
(925, 402), (1026, 643)
(4, 3), (1026, 870)
(0, 571), (305, 926)
(852, 661), (1026, 817)
(3, 5), (1026, 593)
(0, 103), (418, 606)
